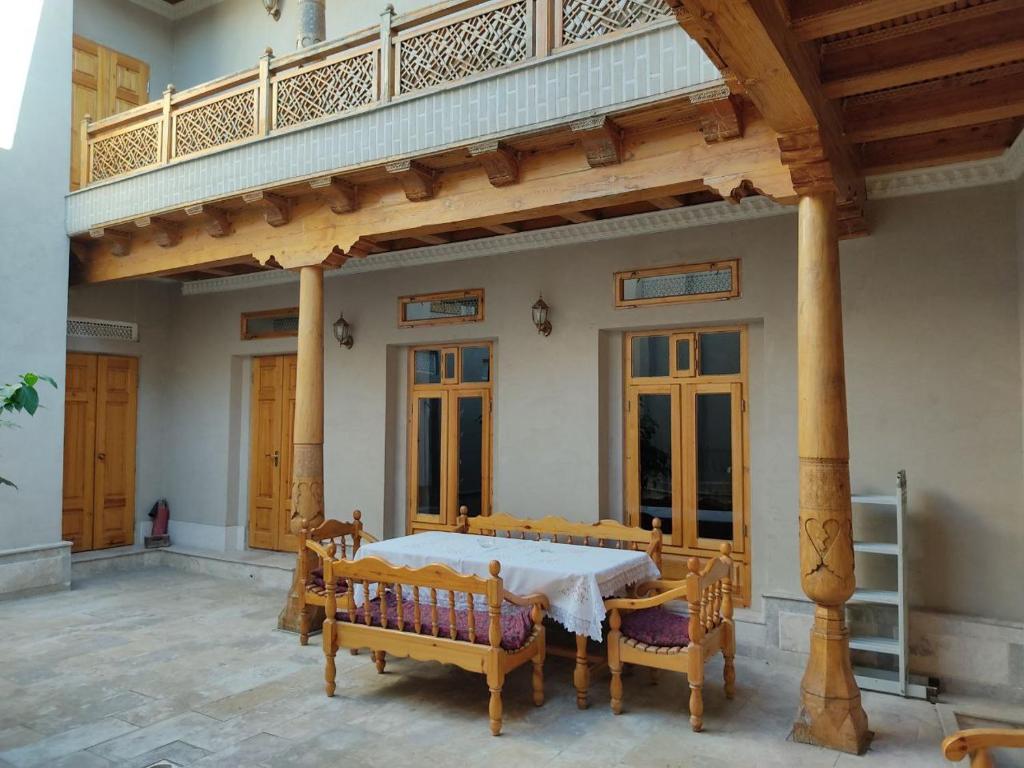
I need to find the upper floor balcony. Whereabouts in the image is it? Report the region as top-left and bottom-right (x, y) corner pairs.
(68, 0), (727, 242)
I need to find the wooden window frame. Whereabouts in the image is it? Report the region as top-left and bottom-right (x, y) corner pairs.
(407, 341), (494, 533)
(623, 325), (750, 602)
(614, 260), (740, 309)
(240, 307), (300, 340)
(398, 288), (485, 328)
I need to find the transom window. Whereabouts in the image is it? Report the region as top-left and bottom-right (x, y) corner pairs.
(399, 289), (484, 327)
(615, 260), (740, 308)
(624, 326), (749, 591)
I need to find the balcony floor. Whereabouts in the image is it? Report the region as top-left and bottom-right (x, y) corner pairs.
(0, 568), (949, 767)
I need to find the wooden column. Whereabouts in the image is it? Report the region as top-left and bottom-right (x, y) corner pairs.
(791, 191), (871, 755)
(278, 265), (326, 633)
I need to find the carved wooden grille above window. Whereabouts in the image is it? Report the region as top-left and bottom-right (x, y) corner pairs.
(395, 0), (530, 94)
(559, 0), (672, 46)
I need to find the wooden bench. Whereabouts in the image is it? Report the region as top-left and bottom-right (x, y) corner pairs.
(943, 728), (1024, 767)
(604, 543), (735, 732)
(456, 510), (661, 708)
(310, 543), (548, 736)
(456, 511), (662, 570)
(296, 511), (377, 645)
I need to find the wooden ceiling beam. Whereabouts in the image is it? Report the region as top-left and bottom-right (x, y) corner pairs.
(789, 0), (949, 41)
(76, 116), (795, 283)
(861, 119), (1021, 174)
(845, 64), (1024, 143)
(821, 1), (1024, 98)
(666, 0), (863, 205)
(648, 196), (683, 209)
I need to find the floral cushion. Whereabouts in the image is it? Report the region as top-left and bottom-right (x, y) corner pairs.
(620, 607), (690, 647)
(309, 567), (347, 594)
(337, 593), (535, 651)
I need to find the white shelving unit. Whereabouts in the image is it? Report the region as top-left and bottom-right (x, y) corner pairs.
(848, 470), (935, 700)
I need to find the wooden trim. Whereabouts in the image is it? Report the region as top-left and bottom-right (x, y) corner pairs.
(398, 288), (485, 328)
(614, 260), (740, 309)
(240, 306), (300, 340)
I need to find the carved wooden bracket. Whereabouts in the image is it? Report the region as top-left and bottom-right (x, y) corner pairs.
(133, 216), (182, 248)
(692, 93), (743, 143)
(89, 227), (131, 257)
(242, 190), (292, 227)
(69, 240), (91, 265)
(323, 246), (349, 269)
(837, 201), (868, 239)
(569, 116), (623, 167)
(468, 140), (519, 187)
(385, 159), (437, 202)
(346, 237), (387, 259)
(310, 176), (358, 214)
(778, 129), (837, 197)
(184, 204), (233, 238)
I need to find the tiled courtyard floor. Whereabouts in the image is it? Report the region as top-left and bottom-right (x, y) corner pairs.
(0, 568), (952, 768)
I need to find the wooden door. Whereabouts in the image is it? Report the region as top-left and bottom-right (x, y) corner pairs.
(92, 356), (139, 549)
(70, 35), (149, 190)
(62, 354), (97, 552)
(247, 355), (297, 551)
(62, 353), (138, 551)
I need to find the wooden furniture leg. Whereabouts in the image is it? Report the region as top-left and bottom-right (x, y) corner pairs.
(532, 654), (545, 706)
(489, 685), (503, 736)
(608, 608), (624, 714)
(574, 633), (590, 709)
(689, 682), (704, 732)
(374, 650), (386, 673)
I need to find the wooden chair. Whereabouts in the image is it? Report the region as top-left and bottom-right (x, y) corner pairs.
(296, 510), (378, 645)
(310, 543), (548, 736)
(604, 543), (735, 732)
(943, 728), (1024, 767)
(456, 510), (662, 571)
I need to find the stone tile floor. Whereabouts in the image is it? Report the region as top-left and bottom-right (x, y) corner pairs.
(0, 568), (953, 768)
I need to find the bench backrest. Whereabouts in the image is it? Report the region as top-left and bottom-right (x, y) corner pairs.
(314, 549), (506, 647)
(457, 511), (662, 569)
(297, 510), (373, 585)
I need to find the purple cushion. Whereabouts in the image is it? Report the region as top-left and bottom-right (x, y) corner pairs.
(620, 607), (690, 647)
(309, 568), (347, 593)
(337, 594), (534, 651)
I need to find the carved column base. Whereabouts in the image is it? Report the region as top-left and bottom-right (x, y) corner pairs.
(792, 606), (872, 755)
(277, 564), (324, 636)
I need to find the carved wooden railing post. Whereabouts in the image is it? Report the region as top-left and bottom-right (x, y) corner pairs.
(79, 114), (92, 188)
(534, 0), (554, 57)
(257, 48), (274, 136)
(278, 265), (327, 634)
(379, 4), (396, 103)
(160, 85), (175, 163)
(791, 190), (871, 755)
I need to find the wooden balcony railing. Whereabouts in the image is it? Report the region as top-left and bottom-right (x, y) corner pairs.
(77, 0), (673, 187)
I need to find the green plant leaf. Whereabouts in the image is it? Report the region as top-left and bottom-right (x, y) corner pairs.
(39, 375), (57, 388)
(19, 386), (39, 415)
(22, 373), (37, 387)
(0, 476), (16, 489)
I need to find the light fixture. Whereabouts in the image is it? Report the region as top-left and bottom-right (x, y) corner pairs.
(531, 294), (552, 337)
(332, 311), (354, 349)
(261, 0), (281, 20)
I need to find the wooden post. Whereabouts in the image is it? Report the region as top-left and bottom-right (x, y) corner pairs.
(535, 0), (554, 57)
(160, 85), (174, 164)
(79, 114), (92, 188)
(379, 4), (396, 103)
(790, 191), (871, 755)
(257, 48), (274, 137)
(278, 265), (327, 633)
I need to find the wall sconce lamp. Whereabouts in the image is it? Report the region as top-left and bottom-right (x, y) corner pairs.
(261, 0), (281, 20)
(332, 311), (354, 349)
(532, 294), (552, 337)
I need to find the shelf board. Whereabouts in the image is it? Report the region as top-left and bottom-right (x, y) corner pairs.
(850, 635), (900, 655)
(850, 589), (899, 605)
(853, 541), (899, 555)
(852, 494), (899, 507)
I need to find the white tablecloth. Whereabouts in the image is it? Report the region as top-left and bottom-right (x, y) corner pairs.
(355, 531), (660, 641)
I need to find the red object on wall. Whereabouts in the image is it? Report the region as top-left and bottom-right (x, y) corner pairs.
(149, 499), (169, 537)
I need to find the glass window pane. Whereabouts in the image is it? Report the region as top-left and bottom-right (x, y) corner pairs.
(637, 393), (673, 536)
(416, 398), (443, 517)
(443, 351), (456, 381)
(457, 397), (484, 517)
(243, 312), (298, 339)
(414, 350), (441, 384)
(461, 346), (490, 383)
(675, 338), (691, 373)
(696, 393), (733, 541)
(621, 265), (735, 303)
(631, 335), (669, 378)
(699, 332), (741, 375)
(403, 293), (482, 324)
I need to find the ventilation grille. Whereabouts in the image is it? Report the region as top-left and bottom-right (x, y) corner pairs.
(67, 317), (139, 342)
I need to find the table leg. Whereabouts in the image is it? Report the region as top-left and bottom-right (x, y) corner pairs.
(574, 633), (590, 709)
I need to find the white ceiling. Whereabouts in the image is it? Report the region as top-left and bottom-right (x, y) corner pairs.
(126, 0), (226, 21)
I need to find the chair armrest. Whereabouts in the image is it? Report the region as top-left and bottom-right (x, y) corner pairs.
(943, 728), (1024, 763)
(605, 584), (689, 612)
(305, 539), (334, 562)
(359, 530), (379, 544)
(503, 591), (550, 611)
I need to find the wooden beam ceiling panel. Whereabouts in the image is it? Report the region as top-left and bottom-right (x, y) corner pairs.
(77, 116), (795, 283)
(860, 119), (1021, 174)
(821, 1), (1024, 98)
(845, 64), (1024, 143)
(789, 0), (950, 41)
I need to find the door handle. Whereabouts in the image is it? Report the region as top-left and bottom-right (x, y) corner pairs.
(97, 452), (106, 461)
(271, 450), (280, 467)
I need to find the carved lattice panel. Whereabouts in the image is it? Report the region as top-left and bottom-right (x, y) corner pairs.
(274, 51), (377, 129)
(173, 89), (257, 158)
(90, 121), (161, 181)
(560, 0), (672, 46)
(397, 1), (529, 94)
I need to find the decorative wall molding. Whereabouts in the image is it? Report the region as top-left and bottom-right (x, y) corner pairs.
(127, 0), (225, 20)
(181, 196), (790, 295)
